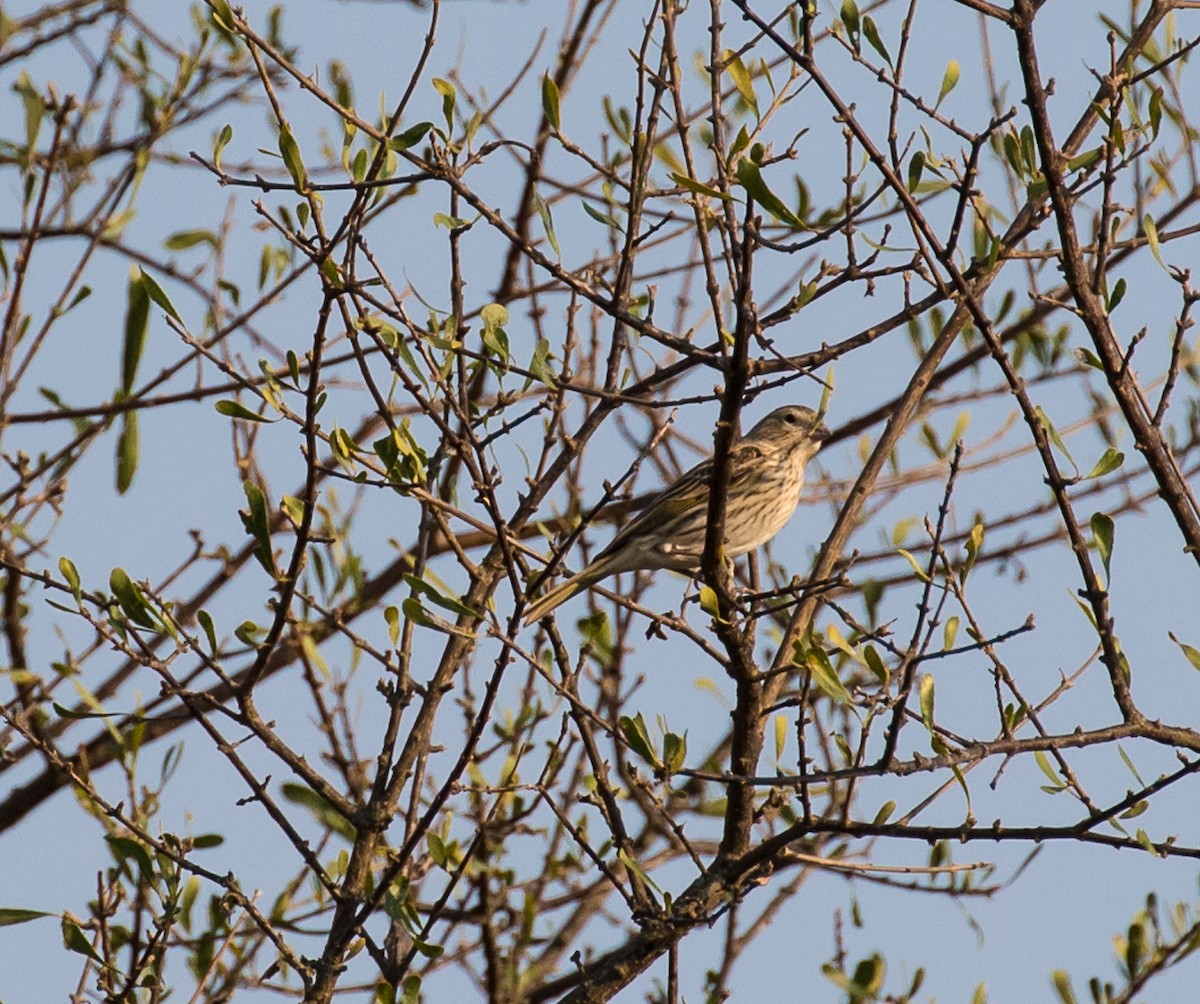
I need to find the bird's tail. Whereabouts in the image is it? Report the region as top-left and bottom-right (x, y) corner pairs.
(522, 563), (608, 625)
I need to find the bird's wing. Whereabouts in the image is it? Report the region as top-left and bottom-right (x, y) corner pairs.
(597, 441), (765, 555)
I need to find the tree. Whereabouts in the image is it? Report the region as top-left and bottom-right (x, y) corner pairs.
(3, 0), (1200, 1001)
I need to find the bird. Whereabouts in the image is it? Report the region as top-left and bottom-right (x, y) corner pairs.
(522, 405), (831, 624)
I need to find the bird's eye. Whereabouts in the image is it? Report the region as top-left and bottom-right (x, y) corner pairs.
(784, 412), (797, 424)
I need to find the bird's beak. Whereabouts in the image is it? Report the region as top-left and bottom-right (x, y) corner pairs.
(814, 419), (831, 441)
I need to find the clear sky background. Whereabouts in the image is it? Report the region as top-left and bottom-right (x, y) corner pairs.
(2, 1), (1200, 1001)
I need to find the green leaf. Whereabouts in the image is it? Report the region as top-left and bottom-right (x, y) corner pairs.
(723, 49), (758, 117)
(937, 59), (960, 108)
(212, 123), (233, 171)
(137, 268), (181, 323)
(115, 411), (138, 495)
(582, 201), (622, 230)
(59, 557), (82, 603)
(480, 303), (511, 367)
(0, 908), (54, 927)
(240, 480), (277, 577)
(918, 673), (935, 733)
(1167, 631), (1200, 672)
(669, 171), (733, 202)
(432, 77), (456, 132)
(197, 609), (218, 656)
(1134, 828), (1164, 857)
(164, 229), (218, 252)
(774, 715), (787, 762)
(121, 269), (150, 394)
(896, 547), (931, 583)
(390, 121), (432, 152)
(215, 399), (275, 423)
(533, 191), (561, 257)
(62, 916), (103, 964)
(803, 646), (853, 704)
(541, 73), (560, 130)
(210, 0), (235, 31)
(863, 644), (888, 686)
(872, 800), (896, 824)
(1084, 448), (1124, 480)
(1035, 406), (1078, 478)
(962, 522), (984, 583)
(1143, 213), (1164, 269)
(661, 731), (687, 775)
(280, 782), (356, 841)
(841, 0), (861, 38)
(109, 568), (158, 629)
(1090, 512), (1114, 581)
(528, 337), (557, 388)
(907, 151), (924, 193)
(943, 615), (959, 651)
(698, 585), (720, 619)
(1107, 276), (1127, 312)
(862, 17), (892, 68)
(403, 573), (477, 618)
(735, 159), (805, 228)
(1035, 749), (1065, 792)
(278, 122), (307, 191)
(618, 713), (659, 768)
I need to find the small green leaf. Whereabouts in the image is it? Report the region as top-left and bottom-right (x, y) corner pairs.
(735, 159), (806, 228)
(1035, 406), (1078, 478)
(239, 480), (277, 577)
(918, 673), (935, 733)
(582, 201), (622, 229)
(137, 268), (181, 323)
(618, 713), (659, 767)
(109, 568), (157, 629)
(62, 916), (103, 964)
(541, 73), (560, 130)
(278, 122), (307, 191)
(432, 77), (456, 132)
(0, 908), (54, 927)
(1168, 631), (1200, 672)
(841, 0), (861, 38)
(115, 412), (138, 494)
(533, 191), (561, 257)
(896, 548), (931, 583)
(943, 615), (959, 651)
(164, 229), (218, 252)
(390, 121), (432, 152)
(963, 522), (984, 583)
(863, 644), (888, 686)
(121, 269), (150, 394)
(1035, 749), (1065, 791)
(803, 646), (853, 704)
(1084, 448), (1124, 480)
(872, 800), (896, 825)
(1107, 276), (1127, 312)
(907, 151), (924, 193)
(215, 399), (275, 423)
(698, 585), (720, 618)
(59, 557), (82, 602)
(197, 609), (218, 655)
(403, 573), (477, 618)
(669, 171), (733, 201)
(723, 49), (758, 117)
(212, 123), (233, 171)
(774, 714), (787, 762)
(936, 59), (960, 108)
(1090, 512), (1114, 581)
(861, 17), (892, 68)
(1143, 213), (1164, 269)
(661, 731), (687, 775)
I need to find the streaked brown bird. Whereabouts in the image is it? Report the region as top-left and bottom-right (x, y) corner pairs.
(523, 405), (830, 624)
